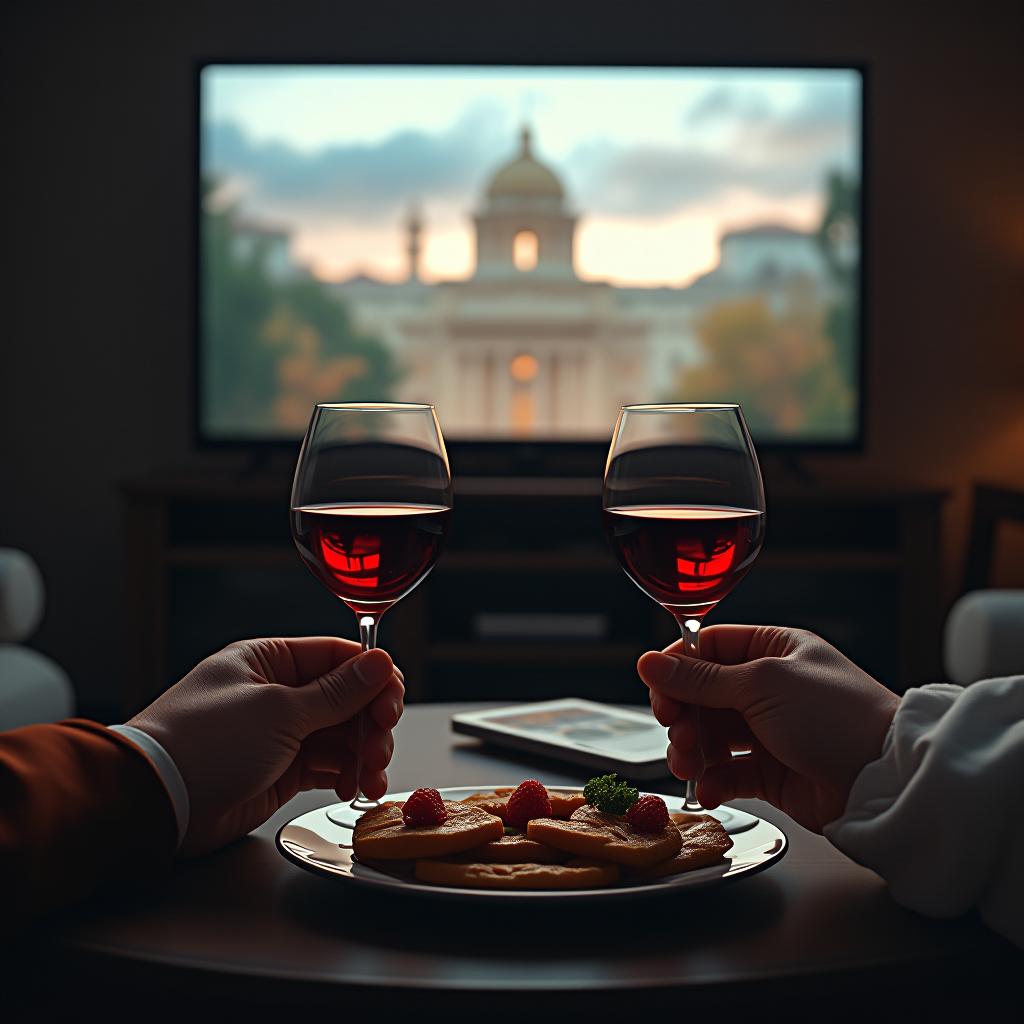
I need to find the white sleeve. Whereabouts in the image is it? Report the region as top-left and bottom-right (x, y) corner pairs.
(824, 677), (1024, 949)
(108, 724), (190, 849)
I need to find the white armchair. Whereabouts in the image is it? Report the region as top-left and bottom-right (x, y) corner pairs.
(0, 549), (75, 730)
(944, 589), (1024, 685)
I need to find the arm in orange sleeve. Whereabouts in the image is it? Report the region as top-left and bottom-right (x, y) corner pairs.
(0, 718), (178, 934)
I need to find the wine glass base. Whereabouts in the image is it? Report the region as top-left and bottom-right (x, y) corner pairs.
(349, 795), (380, 813)
(326, 804), (363, 828)
(325, 797), (383, 828)
(706, 805), (758, 834)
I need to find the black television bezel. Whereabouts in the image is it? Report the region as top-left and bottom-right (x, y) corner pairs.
(192, 59), (868, 469)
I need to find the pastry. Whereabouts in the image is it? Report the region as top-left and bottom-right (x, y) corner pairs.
(353, 800), (504, 861)
(451, 831), (569, 864)
(460, 788), (586, 820)
(527, 804), (682, 868)
(625, 813), (733, 880)
(414, 857), (620, 890)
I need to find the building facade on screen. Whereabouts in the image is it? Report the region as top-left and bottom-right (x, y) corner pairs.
(324, 127), (839, 438)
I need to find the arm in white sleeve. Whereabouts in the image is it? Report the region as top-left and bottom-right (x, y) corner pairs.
(824, 676), (1024, 948)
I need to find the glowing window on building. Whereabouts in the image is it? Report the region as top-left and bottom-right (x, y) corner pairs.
(509, 353), (539, 383)
(511, 390), (535, 434)
(512, 230), (538, 272)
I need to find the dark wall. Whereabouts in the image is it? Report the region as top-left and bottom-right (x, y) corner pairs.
(2, 0), (1022, 713)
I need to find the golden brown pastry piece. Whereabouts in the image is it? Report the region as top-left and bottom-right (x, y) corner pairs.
(450, 831), (569, 864)
(414, 857), (620, 890)
(353, 801), (504, 861)
(549, 792), (588, 818)
(460, 788), (587, 820)
(624, 813), (734, 880)
(527, 804), (683, 868)
(459, 789), (513, 818)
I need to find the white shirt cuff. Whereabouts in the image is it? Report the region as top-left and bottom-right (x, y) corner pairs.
(109, 724), (190, 849)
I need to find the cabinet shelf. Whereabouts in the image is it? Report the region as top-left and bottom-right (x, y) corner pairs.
(121, 472), (947, 710)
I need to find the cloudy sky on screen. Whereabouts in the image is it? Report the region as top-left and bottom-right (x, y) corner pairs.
(203, 66), (860, 287)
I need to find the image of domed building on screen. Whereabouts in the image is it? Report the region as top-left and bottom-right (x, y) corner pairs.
(329, 126), (840, 439)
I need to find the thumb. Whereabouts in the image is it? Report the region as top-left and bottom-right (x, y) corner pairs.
(296, 648), (394, 732)
(637, 650), (747, 712)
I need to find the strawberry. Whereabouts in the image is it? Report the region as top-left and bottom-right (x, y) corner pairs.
(505, 779), (552, 829)
(626, 794), (670, 834)
(402, 788), (448, 827)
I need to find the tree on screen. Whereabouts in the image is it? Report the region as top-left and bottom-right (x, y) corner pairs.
(817, 172), (860, 391)
(678, 294), (854, 438)
(202, 179), (399, 435)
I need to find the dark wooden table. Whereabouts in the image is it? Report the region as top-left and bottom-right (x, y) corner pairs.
(33, 704), (1018, 1020)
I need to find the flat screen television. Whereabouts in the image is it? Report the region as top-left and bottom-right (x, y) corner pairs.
(197, 63), (864, 456)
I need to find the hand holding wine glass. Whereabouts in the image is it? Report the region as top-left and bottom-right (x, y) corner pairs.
(638, 625), (899, 833)
(291, 403), (453, 812)
(129, 636), (404, 855)
(603, 404), (765, 811)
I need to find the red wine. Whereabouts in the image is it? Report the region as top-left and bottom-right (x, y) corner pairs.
(292, 503), (450, 614)
(604, 505), (764, 617)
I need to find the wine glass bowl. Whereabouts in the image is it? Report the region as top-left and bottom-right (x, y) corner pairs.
(603, 403), (765, 810)
(291, 403), (453, 811)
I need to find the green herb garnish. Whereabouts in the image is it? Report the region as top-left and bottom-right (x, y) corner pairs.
(583, 773), (639, 815)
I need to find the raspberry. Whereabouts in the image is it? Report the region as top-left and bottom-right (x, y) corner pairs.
(505, 779), (552, 829)
(626, 795), (670, 834)
(402, 788), (448, 827)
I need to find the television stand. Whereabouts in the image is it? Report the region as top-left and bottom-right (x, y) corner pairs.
(238, 447), (281, 479)
(119, 472), (947, 717)
(769, 452), (818, 487)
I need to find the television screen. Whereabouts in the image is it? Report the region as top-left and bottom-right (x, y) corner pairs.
(199, 65), (862, 445)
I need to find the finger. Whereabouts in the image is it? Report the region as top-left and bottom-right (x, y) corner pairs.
(359, 768), (389, 800)
(667, 731), (726, 777)
(358, 726), (394, 773)
(300, 770), (341, 792)
(667, 703), (699, 749)
(294, 648), (395, 733)
(702, 708), (757, 762)
(667, 739), (702, 783)
(659, 624), (799, 665)
(638, 649), (750, 712)
(368, 676), (405, 730)
(332, 764), (388, 802)
(696, 759), (765, 809)
(234, 636), (364, 686)
(308, 673), (404, 735)
(301, 722), (394, 771)
(649, 688), (683, 727)
(666, 720), (731, 777)
(334, 763), (358, 802)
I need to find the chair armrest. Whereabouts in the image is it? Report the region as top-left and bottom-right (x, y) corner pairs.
(944, 590), (1024, 684)
(0, 548), (45, 642)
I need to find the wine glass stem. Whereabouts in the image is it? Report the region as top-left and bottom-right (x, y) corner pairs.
(680, 616), (704, 811)
(350, 614), (381, 812)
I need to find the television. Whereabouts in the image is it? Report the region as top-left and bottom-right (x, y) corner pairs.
(197, 64), (864, 455)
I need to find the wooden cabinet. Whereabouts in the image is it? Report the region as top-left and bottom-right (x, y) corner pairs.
(120, 474), (946, 716)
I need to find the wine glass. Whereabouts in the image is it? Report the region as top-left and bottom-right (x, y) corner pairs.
(291, 403), (453, 812)
(603, 404), (766, 812)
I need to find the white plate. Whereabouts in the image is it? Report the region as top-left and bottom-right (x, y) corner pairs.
(277, 786), (787, 903)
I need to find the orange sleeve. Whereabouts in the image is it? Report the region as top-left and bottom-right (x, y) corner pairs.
(0, 718), (177, 934)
